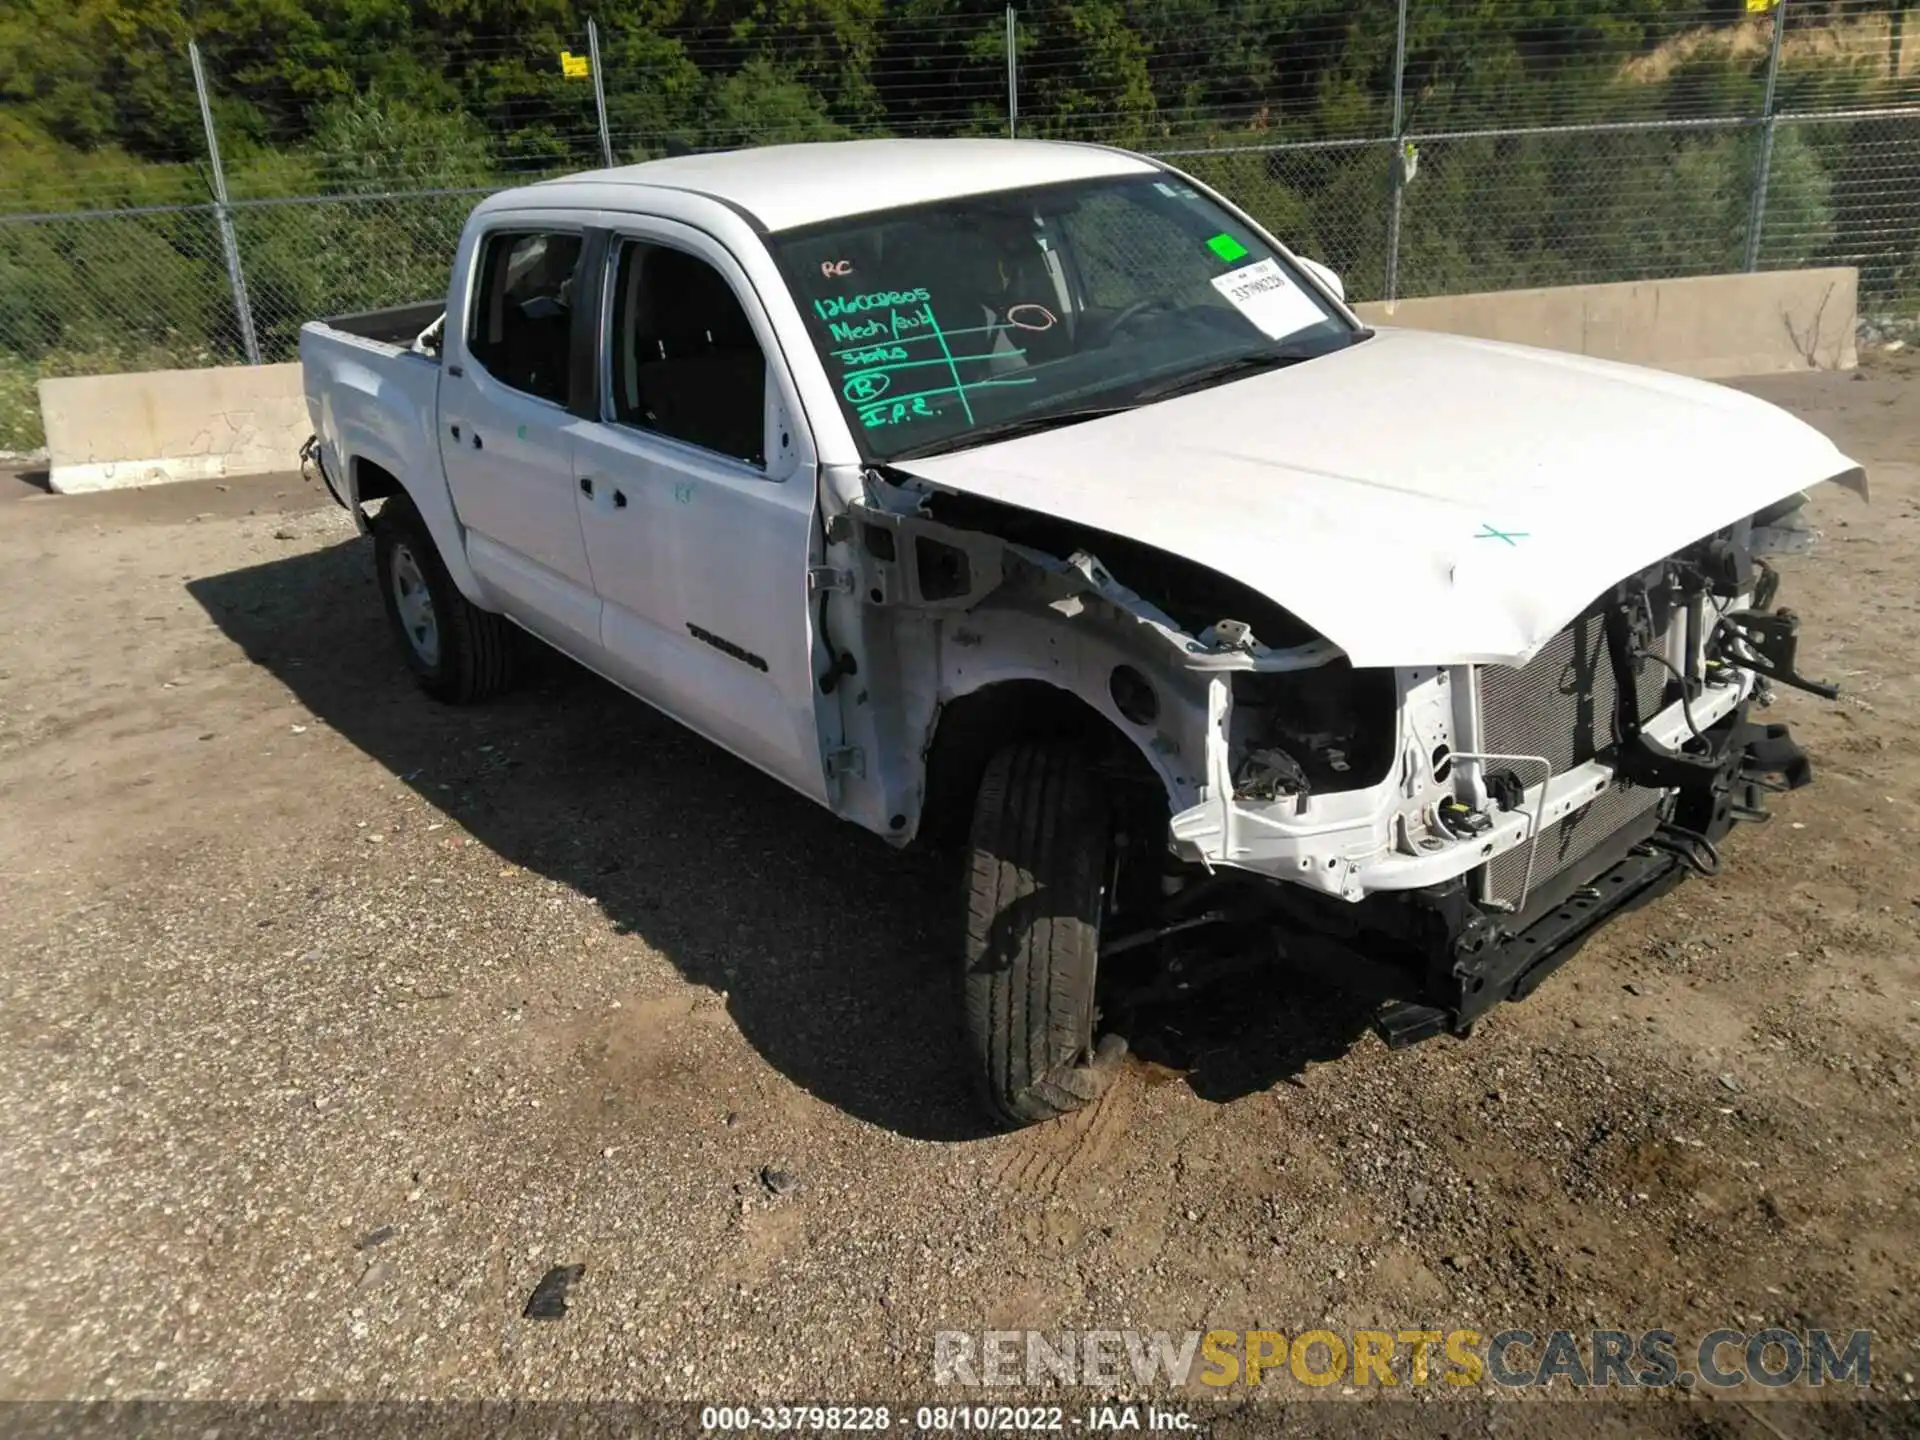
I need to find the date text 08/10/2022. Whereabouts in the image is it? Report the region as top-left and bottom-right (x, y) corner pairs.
(699, 1405), (1193, 1432)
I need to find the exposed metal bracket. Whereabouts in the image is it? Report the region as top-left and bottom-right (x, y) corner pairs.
(846, 502), (1006, 612)
(823, 745), (865, 780)
(808, 566), (853, 594)
(1720, 607), (1839, 700)
(1449, 750), (1553, 912)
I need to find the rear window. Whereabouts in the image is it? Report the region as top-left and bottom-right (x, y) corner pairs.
(467, 230), (583, 405)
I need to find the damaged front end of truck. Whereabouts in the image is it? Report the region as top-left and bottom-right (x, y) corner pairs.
(813, 459), (1867, 1047)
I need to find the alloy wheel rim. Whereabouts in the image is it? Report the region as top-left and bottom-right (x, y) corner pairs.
(390, 543), (440, 667)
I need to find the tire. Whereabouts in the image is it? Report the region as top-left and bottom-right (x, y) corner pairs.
(371, 493), (516, 704)
(962, 741), (1129, 1128)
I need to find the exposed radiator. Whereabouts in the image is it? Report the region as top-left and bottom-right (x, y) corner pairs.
(1476, 608), (1677, 908)
(1479, 611), (1670, 774)
(1483, 780), (1665, 907)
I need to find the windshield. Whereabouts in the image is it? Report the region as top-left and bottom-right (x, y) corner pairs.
(769, 173), (1357, 462)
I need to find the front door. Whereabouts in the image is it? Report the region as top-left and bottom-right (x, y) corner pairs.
(570, 225), (827, 803)
(439, 224), (601, 650)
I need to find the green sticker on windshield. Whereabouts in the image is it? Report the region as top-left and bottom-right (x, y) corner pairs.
(1206, 232), (1249, 262)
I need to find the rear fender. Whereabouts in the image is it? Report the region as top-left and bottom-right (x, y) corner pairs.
(307, 339), (487, 607)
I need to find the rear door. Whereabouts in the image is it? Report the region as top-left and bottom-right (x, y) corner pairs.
(438, 221), (601, 650)
(569, 219), (828, 803)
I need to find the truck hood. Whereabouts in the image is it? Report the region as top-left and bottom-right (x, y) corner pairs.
(893, 328), (1864, 667)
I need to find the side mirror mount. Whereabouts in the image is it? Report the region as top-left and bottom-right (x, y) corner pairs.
(1297, 256), (1345, 304)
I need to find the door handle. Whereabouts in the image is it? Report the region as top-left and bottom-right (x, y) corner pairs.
(578, 478), (624, 510)
(449, 423), (461, 441)
(471, 431), (483, 450)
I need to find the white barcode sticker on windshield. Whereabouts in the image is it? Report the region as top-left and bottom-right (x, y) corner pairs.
(1210, 258), (1323, 339)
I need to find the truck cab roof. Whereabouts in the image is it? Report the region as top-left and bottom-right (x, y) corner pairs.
(513, 137), (1157, 233)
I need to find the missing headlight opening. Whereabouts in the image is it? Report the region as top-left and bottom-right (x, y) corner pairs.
(1230, 663), (1398, 795)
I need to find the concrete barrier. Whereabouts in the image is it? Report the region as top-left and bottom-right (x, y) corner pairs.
(1352, 268), (1858, 379)
(34, 268), (1857, 493)
(39, 362), (309, 494)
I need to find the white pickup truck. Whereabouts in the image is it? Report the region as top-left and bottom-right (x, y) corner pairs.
(302, 137), (1865, 1127)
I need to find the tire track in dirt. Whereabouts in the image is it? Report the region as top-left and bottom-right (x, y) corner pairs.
(990, 1073), (1137, 1205)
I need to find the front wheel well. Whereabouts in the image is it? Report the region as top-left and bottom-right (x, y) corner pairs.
(916, 679), (1167, 851)
(353, 457), (402, 508)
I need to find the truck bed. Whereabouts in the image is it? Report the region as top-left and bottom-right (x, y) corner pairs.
(312, 300), (446, 351)
(299, 304), (449, 529)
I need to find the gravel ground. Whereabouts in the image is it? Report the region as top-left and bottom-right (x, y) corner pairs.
(1, 358), (1917, 1432)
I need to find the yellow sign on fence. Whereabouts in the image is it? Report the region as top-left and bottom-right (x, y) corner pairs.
(1744, 0), (1781, 14)
(560, 50), (591, 79)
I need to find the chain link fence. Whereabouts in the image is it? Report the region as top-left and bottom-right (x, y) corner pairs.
(227, 191), (492, 362)
(1768, 108), (1920, 302)
(3, 1), (1918, 450)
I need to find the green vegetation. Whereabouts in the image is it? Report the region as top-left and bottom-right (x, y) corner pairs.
(0, 1), (1915, 450)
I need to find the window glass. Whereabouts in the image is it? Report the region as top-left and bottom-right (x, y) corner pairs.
(770, 175), (1356, 463)
(467, 231), (583, 405)
(1070, 188), (1222, 310)
(609, 241), (766, 466)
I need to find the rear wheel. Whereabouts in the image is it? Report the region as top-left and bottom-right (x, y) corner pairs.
(371, 494), (516, 704)
(961, 742), (1130, 1127)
